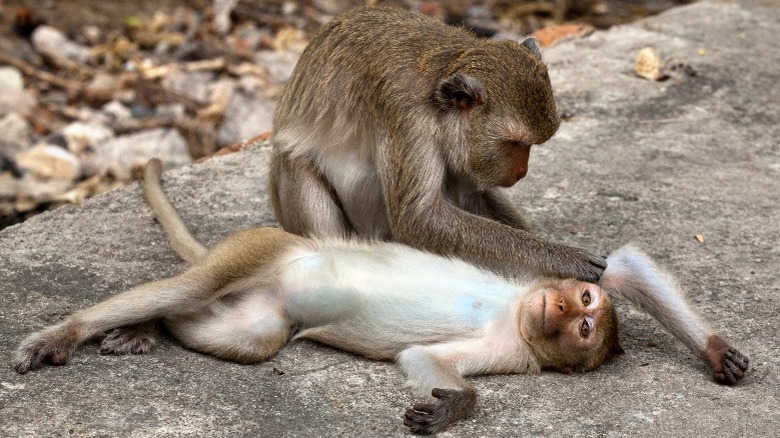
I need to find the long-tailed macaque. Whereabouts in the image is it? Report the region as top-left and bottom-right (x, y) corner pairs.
(269, 6), (607, 283)
(13, 159), (748, 434)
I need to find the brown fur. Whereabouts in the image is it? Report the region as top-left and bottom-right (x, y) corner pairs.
(270, 6), (607, 282)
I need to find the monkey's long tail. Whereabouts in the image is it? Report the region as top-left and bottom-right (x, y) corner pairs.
(142, 158), (208, 264)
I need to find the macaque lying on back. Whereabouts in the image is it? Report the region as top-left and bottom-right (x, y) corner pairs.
(13, 160), (748, 434)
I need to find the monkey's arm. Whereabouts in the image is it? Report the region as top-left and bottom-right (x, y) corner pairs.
(398, 334), (530, 434)
(393, 194), (604, 282)
(382, 137), (604, 282)
(454, 189), (532, 231)
(482, 190), (532, 231)
(600, 246), (749, 384)
(398, 343), (477, 434)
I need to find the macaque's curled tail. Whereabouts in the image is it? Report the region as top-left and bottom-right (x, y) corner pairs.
(142, 159), (208, 264)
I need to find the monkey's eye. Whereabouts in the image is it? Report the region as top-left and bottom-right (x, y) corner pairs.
(582, 290), (591, 306)
(580, 320), (591, 338)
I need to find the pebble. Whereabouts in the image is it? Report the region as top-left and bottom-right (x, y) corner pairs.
(0, 67), (36, 117)
(0, 113), (34, 154)
(216, 92), (275, 147)
(15, 144), (81, 181)
(62, 121), (115, 154)
(82, 128), (191, 181)
(161, 71), (214, 102)
(31, 25), (93, 64)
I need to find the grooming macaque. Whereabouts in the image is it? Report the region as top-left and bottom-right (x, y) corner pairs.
(269, 6), (607, 283)
(14, 160), (748, 434)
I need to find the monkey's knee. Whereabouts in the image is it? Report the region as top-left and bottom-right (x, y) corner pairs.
(167, 297), (292, 364)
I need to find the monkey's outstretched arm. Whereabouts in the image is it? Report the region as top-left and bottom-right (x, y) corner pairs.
(459, 189), (532, 231)
(398, 344), (477, 435)
(397, 333), (530, 435)
(142, 158), (207, 264)
(380, 136), (605, 283)
(599, 246), (749, 384)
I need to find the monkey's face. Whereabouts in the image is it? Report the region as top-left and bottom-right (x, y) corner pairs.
(454, 44), (560, 190)
(466, 135), (534, 189)
(519, 279), (620, 372)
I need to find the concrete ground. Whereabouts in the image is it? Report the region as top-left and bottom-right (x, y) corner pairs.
(1, 0), (778, 436)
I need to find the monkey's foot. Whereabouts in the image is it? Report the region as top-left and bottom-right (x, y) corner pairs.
(706, 335), (749, 385)
(403, 388), (476, 434)
(100, 322), (157, 355)
(13, 331), (74, 374)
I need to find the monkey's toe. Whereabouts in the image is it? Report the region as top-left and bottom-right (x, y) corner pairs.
(100, 326), (156, 355)
(13, 345), (69, 374)
(716, 349), (749, 385)
(404, 406), (438, 435)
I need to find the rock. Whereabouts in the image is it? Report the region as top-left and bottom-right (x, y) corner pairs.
(216, 92), (274, 147)
(62, 121), (115, 154)
(0, 67), (24, 91)
(0, 67), (37, 117)
(15, 144), (81, 181)
(213, 0), (239, 35)
(0, 113), (34, 154)
(82, 128), (191, 181)
(101, 100), (133, 123)
(255, 50), (300, 84)
(161, 71), (214, 102)
(313, 0), (352, 15)
(31, 25), (93, 64)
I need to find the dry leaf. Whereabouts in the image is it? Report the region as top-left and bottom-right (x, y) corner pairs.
(635, 47), (663, 81)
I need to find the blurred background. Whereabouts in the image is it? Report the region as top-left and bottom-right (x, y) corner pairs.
(0, 0), (695, 229)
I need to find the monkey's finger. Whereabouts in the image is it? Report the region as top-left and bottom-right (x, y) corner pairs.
(410, 403), (437, 414)
(12, 357), (32, 374)
(726, 349), (749, 370)
(49, 350), (68, 366)
(723, 354), (747, 381)
(13, 348), (44, 374)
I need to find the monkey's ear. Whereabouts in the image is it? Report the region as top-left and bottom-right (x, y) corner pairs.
(521, 37), (542, 59)
(434, 73), (485, 111)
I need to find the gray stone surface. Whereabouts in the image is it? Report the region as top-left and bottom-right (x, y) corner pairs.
(1, 1), (778, 436)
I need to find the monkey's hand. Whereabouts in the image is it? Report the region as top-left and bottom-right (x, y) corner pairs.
(706, 335), (749, 385)
(549, 244), (607, 283)
(403, 388), (476, 435)
(12, 327), (76, 374)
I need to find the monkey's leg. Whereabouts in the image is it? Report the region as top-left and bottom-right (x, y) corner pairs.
(269, 153), (352, 237)
(600, 246), (749, 384)
(166, 289), (292, 364)
(13, 273), (215, 374)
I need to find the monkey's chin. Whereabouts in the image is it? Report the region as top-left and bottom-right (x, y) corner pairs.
(499, 172), (527, 187)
